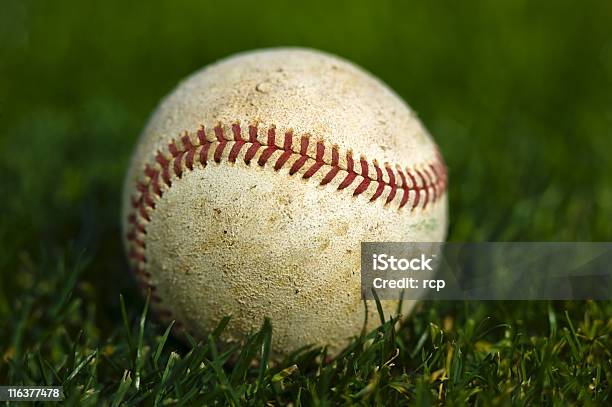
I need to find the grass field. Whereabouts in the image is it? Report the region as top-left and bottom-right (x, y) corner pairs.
(1, 0), (611, 405)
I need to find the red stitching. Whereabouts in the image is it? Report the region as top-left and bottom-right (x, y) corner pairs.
(385, 166), (397, 204)
(288, 136), (309, 175)
(173, 150), (185, 178)
(128, 249), (146, 263)
(338, 152), (357, 190)
(257, 128), (277, 166)
(244, 125), (262, 164)
(213, 125), (226, 163)
(199, 142), (211, 166)
(168, 140), (180, 157)
(232, 123), (243, 141)
(197, 127), (207, 144)
(370, 162), (385, 202)
(274, 132), (293, 170)
(320, 146), (340, 185)
(353, 158), (370, 196)
(415, 169), (429, 209)
(228, 124), (245, 163)
(396, 168), (410, 209)
(126, 122), (448, 319)
(303, 141), (325, 178)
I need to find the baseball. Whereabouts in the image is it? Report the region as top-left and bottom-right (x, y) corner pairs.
(123, 48), (448, 357)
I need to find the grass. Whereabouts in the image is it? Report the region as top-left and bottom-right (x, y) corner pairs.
(1, 251), (610, 405)
(1, 0), (611, 405)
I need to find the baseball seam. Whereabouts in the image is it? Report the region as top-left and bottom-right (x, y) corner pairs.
(126, 122), (447, 316)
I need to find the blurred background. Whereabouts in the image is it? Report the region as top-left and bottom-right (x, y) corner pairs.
(1, 0), (611, 332)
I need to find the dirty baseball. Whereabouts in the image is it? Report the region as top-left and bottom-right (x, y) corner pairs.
(123, 48), (448, 357)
